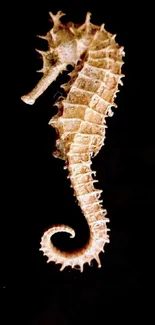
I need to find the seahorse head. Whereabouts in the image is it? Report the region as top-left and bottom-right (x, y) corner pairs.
(48, 11), (100, 66)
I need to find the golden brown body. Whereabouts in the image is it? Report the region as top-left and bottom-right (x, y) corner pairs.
(21, 11), (125, 271)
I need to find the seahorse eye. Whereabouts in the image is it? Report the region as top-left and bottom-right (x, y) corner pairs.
(46, 52), (57, 65)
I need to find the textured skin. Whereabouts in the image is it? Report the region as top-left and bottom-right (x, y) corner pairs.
(21, 11), (125, 272)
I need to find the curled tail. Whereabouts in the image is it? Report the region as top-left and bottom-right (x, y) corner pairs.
(40, 152), (109, 272)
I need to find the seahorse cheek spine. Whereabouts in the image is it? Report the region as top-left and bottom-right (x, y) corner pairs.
(21, 11), (125, 272)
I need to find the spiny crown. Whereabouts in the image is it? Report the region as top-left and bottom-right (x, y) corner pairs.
(37, 11), (102, 72)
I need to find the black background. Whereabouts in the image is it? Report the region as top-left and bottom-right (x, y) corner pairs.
(2, 1), (154, 324)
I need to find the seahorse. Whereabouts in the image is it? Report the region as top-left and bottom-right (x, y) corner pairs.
(21, 11), (125, 271)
